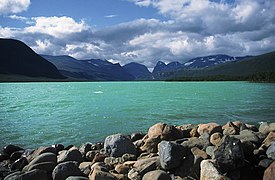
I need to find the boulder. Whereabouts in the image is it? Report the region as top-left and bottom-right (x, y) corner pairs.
(191, 147), (208, 160)
(190, 126), (200, 137)
(28, 162), (56, 174)
(159, 141), (190, 170)
(66, 176), (89, 180)
(222, 121), (240, 135)
(10, 151), (24, 161)
(79, 162), (93, 176)
(89, 169), (116, 180)
(52, 144), (64, 153)
(27, 146), (57, 162)
(85, 150), (99, 161)
(58, 149), (83, 164)
(10, 157), (28, 171)
(206, 146), (215, 158)
(3, 145), (23, 156)
(122, 154), (136, 162)
(142, 170), (171, 180)
(0, 153), (10, 162)
(91, 153), (107, 164)
(259, 122), (275, 135)
(259, 159), (273, 169)
(140, 136), (161, 153)
(266, 142), (275, 160)
(213, 136), (244, 173)
(115, 163), (130, 174)
(210, 132), (223, 146)
(200, 160), (229, 180)
(28, 152), (57, 166)
(147, 123), (183, 141)
(79, 143), (93, 157)
(104, 134), (136, 157)
(260, 132), (275, 149)
(263, 161), (275, 180)
(131, 133), (145, 142)
(4, 169), (48, 180)
(176, 124), (197, 138)
(181, 137), (210, 150)
(104, 157), (124, 166)
(52, 161), (83, 180)
(197, 123), (222, 136)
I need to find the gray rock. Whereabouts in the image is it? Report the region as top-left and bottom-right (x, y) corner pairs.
(52, 144), (64, 153)
(200, 160), (229, 180)
(0, 152), (10, 162)
(66, 176), (89, 180)
(79, 143), (93, 157)
(122, 153), (137, 161)
(58, 149), (83, 164)
(181, 137), (210, 150)
(142, 170), (171, 180)
(104, 157), (124, 166)
(27, 146), (57, 162)
(131, 133), (145, 142)
(259, 159), (273, 168)
(176, 124), (197, 138)
(28, 162), (56, 174)
(85, 150), (99, 161)
(3, 145), (23, 156)
(206, 146), (215, 158)
(232, 129), (263, 146)
(11, 157), (28, 171)
(213, 136), (245, 173)
(266, 142), (275, 160)
(10, 151), (24, 161)
(159, 141), (190, 170)
(28, 152), (57, 167)
(4, 169), (48, 180)
(104, 134), (136, 157)
(52, 161), (83, 180)
(259, 122), (275, 135)
(89, 169), (116, 180)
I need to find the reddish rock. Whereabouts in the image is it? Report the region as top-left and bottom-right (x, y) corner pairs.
(142, 170), (171, 180)
(198, 123), (222, 136)
(222, 121), (240, 135)
(260, 132), (275, 150)
(190, 126), (200, 137)
(147, 123), (183, 141)
(263, 161), (275, 180)
(92, 153), (107, 164)
(200, 160), (229, 180)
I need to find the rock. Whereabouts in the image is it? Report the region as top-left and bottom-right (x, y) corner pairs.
(159, 141), (190, 170)
(210, 132), (223, 146)
(260, 132), (275, 149)
(85, 150), (99, 161)
(140, 136), (161, 153)
(79, 162), (93, 176)
(52, 144), (64, 153)
(104, 157), (123, 166)
(197, 123), (222, 136)
(10, 151), (24, 161)
(58, 149), (83, 164)
(200, 160), (229, 180)
(147, 123), (183, 141)
(232, 129), (263, 146)
(4, 169), (48, 180)
(90, 162), (110, 173)
(104, 134), (136, 157)
(0, 153), (9, 162)
(191, 147), (208, 160)
(266, 142), (275, 160)
(27, 146), (57, 162)
(28, 152), (57, 166)
(190, 126), (200, 137)
(52, 161), (83, 180)
(28, 162), (56, 174)
(11, 157), (28, 171)
(131, 133), (145, 142)
(115, 164), (130, 174)
(122, 154), (136, 162)
(89, 169), (116, 180)
(142, 170), (171, 180)
(263, 161), (275, 180)
(92, 153), (107, 164)
(66, 176), (89, 180)
(259, 122), (275, 135)
(128, 157), (160, 180)
(259, 159), (273, 169)
(3, 145), (23, 156)
(79, 143), (93, 157)
(176, 124), (197, 138)
(206, 146), (215, 158)
(213, 136), (244, 173)
(181, 137), (210, 150)
(222, 121), (240, 135)
(241, 141), (256, 159)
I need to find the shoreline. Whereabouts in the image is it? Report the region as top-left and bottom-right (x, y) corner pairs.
(1, 121), (274, 180)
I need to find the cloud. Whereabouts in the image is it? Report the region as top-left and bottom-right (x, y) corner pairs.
(104, 14), (117, 18)
(0, 0), (30, 14)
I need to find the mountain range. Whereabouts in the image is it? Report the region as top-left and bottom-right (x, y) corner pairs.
(0, 38), (274, 82)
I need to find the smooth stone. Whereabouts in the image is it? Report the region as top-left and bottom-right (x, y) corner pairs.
(147, 123), (183, 141)
(131, 133), (145, 142)
(232, 129), (262, 146)
(210, 132), (223, 146)
(89, 169), (116, 180)
(200, 159), (229, 180)
(0, 153), (10, 162)
(213, 136), (245, 173)
(28, 152), (57, 167)
(27, 146), (57, 162)
(181, 137), (210, 150)
(142, 170), (171, 180)
(52, 161), (84, 180)
(52, 144), (64, 153)
(140, 135), (161, 153)
(28, 161), (56, 174)
(3, 145), (23, 156)
(159, 141), (190, 170)
(197, 123), (222, 136)
(10, 151), (24, 161)
(266, 142), (275, 160)
(79, 143), (93, 157)
(11, 157), (28, 171)
(58, 149), (83, 164)
(79, 162), (93, 176)
(91, 153), (107, 164)
(104, 134), (136, 157)
(85, 150), (99, 161)
(4, 169), (48, 180)
(263, 161), (275, 180)
(115, 163), (129, 174)
(66, 176), (89, 180)
(259, 122), (275, 135)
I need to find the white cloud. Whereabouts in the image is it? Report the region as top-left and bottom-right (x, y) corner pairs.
(104, 14), (117, 18)
(0, 0), (30, 14)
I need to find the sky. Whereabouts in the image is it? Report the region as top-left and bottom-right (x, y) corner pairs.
(0, 0), (275, 68)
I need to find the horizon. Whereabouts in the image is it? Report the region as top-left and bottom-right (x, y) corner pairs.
(1, 0), (275, 69)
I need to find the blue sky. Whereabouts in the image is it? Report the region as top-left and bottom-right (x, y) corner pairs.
(1, 0), (275, 68)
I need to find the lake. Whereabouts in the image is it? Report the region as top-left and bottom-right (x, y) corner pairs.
(0, 81), (275, 149)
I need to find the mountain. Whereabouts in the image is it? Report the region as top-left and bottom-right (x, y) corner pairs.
(152, 61), (169, 73)
(0, 38), (64, 80)
(42, 55), (134, 81)
(123, 62), (151, 79)
(165, 51), (275, 81)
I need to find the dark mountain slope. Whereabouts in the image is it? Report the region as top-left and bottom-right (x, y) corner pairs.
(123, 62), (151, 79)
(0, 38), (64, 79)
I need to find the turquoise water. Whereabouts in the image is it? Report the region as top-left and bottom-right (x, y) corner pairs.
(1, 81), (275, 149)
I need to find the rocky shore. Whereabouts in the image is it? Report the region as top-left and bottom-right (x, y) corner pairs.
(1, 121), (274, 180)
